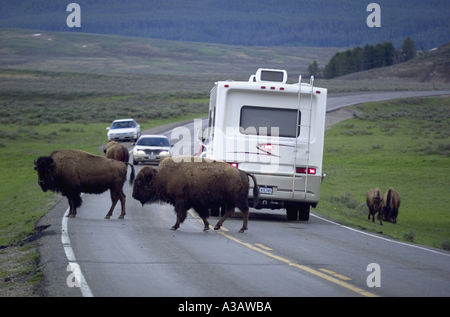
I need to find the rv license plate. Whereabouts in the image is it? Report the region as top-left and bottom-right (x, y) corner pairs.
(260, 186), (273, 195)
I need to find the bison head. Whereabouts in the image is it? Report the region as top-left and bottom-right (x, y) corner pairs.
(132, 166), (159, 206)
(34, 156), (57, 192)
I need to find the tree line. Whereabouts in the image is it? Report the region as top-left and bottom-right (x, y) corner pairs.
(308, 37), (417, 79)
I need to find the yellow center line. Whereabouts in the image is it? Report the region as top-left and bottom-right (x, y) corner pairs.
(189, 209), (378, 297)
(319, 268), (352, 281)
(255, 243), (273, 251)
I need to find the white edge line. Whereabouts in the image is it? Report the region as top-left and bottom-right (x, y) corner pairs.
(62, 206), (94, 297)
(310, 213), (450, 257)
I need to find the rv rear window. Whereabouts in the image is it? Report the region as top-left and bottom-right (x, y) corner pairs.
(239, 106), (301, 137)
(260, 70), (284, 82)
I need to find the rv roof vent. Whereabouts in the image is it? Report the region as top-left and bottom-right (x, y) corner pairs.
(255, 68), (287, 84)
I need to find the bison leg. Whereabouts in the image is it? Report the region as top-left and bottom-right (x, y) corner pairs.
(214, 204), (235, 231)
(238, 208), (249, 233)
(391, 209), (398, 224)
(105, 190), (120, 219)
(67, 194), (82, 218)
(377, 209), (383, 225)
(195, 208), (210, 231)
(171, 205), (187, 230)
(67, 199), (76, 218)
(118, 190), (126, 219)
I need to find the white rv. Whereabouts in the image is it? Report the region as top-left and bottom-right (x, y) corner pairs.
(198, 69), (327, 221)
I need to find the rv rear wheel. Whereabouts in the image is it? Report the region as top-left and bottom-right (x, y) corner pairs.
(286, 203), (310, 221)
(286, 207), (298, 220)
(298, 204), (310, 221)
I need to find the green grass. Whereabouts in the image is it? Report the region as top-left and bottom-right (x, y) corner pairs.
(0, 28), (340, 78)
(316, 96), (450, 250)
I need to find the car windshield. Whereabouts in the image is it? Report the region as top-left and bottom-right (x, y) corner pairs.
(111, 121), (135, 129)
(137, 137), (170, 147)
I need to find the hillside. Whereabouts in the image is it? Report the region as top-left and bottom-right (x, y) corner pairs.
(1, 28), (450, 96)
(0, 28), (339, 78)
(338, 42), (450, 84)
(0, 0), (449, 49)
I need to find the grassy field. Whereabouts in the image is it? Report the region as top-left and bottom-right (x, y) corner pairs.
(0, 28), (340, 78)
(316, 96), (450, 250)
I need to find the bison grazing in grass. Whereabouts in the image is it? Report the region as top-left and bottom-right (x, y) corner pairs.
(34, 149), (135, 219)
(104, 141), (130, 163)
(383, 187), (401, 224)
(132, 156), (259, 233)
(366, 188), (384, 225)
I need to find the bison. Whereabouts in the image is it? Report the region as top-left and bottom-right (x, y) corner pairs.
(34, 149), (135, 219)
(383, 187), (401, 224)
(132, 156), (259, 233)
(366, 188), (384, 225)
(103, 141), (130, 163)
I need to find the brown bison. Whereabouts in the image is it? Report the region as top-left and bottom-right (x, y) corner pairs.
(34, 149), (135, 219)
(132, 156), (259, 233)
(383, 187), (401, 223)
(366, 188), (384, 225)
(104, 141), (130, 163)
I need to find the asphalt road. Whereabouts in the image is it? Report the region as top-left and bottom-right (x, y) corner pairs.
(36, 90), (450, 298)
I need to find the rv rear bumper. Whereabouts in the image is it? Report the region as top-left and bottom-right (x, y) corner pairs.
(248, 174), (322, 209)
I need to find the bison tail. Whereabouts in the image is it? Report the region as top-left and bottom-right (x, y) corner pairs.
(247, 173), (259, 208)
(386, 188), (392, 207)
(126, 162), (135, 185)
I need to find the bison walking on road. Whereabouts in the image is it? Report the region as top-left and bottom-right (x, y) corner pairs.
(366, 188), (384, 225)
(34, 149), (135, 219)
(104, 141), (130, 163)
(383, 187), (401, 224)
(132, 156), (259, 233)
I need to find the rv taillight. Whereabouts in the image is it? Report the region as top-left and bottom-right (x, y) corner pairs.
(296, 167), (316, 174)
(263, 144), (273, 150)
(261, 86), (266, 89)
(280, 87), (285, 90)
(229, 163), (238, 168)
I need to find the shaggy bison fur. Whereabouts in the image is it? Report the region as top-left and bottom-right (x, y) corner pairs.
(104, 141), (130, 163)
(366, 188), (384, 225)
(132, 156), (259, 233)
(383, 187), (401, 224)
(34, 149), (135, 219)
